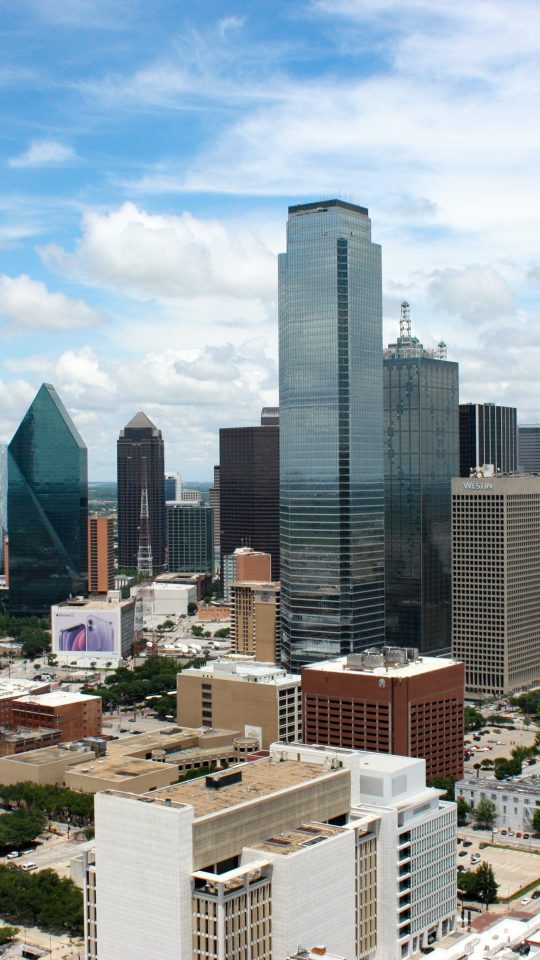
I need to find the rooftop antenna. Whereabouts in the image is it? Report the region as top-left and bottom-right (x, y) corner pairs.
(400, 301), (411, 338)
(137, 458), (153, 578)
(437, 340), (447, 359)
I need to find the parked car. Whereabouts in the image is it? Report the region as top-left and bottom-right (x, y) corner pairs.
(21, 862), (37, 871)
(479, 842), (487, 849)
(522, 897), (531, 905)
(6, 851), (19, 860)
(532, 890), (540, 900)
(501, 829), (507, 835)
(463, 840), (473, 847)
(516, 832), (522, 838)
(458, 851), (467, 857)
(524, 834), (530, 839)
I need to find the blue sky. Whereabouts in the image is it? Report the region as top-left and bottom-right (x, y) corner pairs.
(0, 0), (539, 478)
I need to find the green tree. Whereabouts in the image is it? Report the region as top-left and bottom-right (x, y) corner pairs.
(0, 808), (46, 851)
(464, 706), (484, 731)
(427, 777), (455, 801)
(214, 627), (230, 639)
(191, 625), (204, 637)
(457, 797), (471, 826)
(532, 809), (540, 834)
(188, 602), (197, 616)
(457, 870), (478, 896)
(475, 862), (498, 906)
(0, 865), (83, 936)
(473, 797), (496, 830)
(494, 756), (522, 780)
(0, 925), (19, 946)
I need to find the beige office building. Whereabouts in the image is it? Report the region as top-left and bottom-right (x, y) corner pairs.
(177, 660), (301, 749)
(231, 580), (280, 661)
(452, 474), (540, 696)
(84, 743), (457, 960)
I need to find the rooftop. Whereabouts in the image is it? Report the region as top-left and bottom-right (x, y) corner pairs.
(182, 660), (300, 685)
(124, 410), (158, 431)
(288, 198), (368, 216)
(14, 691), (100, 708)
(0, 679), (50, 699)
(54, 595), (134, 610)
(3, 744), (93, 765)
(458, 775), (540, 795)
(249, 822), (343, 856)
(152, 756), (343, 818)
(304, 648), (459, 679)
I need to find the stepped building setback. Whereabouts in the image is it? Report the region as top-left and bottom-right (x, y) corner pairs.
(83, 742), (457, 960)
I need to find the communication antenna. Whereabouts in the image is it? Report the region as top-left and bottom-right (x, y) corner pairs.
(400, 301), (411, 338)
(137, 458), (153, 577)
(437, 340), (447, 359)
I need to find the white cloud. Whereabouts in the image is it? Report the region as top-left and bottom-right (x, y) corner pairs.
(8, 139), (76, 168)
(0, 275), (104, 333)
(40, 202), (277, 302)
(218, 15), (245, 38)
(427, 265), (516, 324)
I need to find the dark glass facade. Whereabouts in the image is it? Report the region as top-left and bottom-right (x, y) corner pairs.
(167, 504), (213, 572)
(279, 199), (385, 670)
(219, 425), (279, 580)
(459, 403), (517, 477)
(117, 412), (165, 572)
(8, 383), (88, 614)
(518, 425), (540, 473)
(384, 353), (459, 654)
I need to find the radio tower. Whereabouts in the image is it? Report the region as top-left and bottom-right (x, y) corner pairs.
(400, 300), (411, 338)
(137, 459), (153, 577)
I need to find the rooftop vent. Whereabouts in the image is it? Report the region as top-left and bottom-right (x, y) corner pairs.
(205, 769), (242, 790)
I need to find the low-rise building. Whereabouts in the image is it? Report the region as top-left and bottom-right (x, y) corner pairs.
(84, 742), (457, 960)
(177, 660), (302, 748)
(11, 691), (102, 742)
(51, 594), (136, 666)
(231, 580), (280, 662)
(456, 774), (540, 832)
(302, 646), (464, 779)
(0, 678), (51, 726)
(154, 571), (212, 602)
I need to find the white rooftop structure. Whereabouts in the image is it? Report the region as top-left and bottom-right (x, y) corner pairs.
(306, 646), (460, 679)
(184, 659), (300, 686)
(0, 678), (50, 700)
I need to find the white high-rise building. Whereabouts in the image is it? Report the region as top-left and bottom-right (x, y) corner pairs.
(83, 743), (456, 960)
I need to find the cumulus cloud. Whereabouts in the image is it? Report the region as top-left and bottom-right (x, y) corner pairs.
(0, 275), (104, 333)
(8, 139), (76, 168)
(40, 202), (277, 303)
(0, 339), (278, 476)
(426, 265), (516, 325)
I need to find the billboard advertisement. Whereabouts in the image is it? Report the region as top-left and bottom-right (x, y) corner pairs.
(52, 606), (122, 659)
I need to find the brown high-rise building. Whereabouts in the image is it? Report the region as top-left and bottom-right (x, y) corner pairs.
(88, 515), (114, 594)
(117, 411), (165, 572)
(231, 580), (280, 662)
(302, 646), (464, 779)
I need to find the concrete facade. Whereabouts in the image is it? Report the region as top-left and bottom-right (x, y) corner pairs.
(231, 580), (280, 662)
(456, 775), (540, 832)
(452, 474), (540, 696)
(177, 661), (301, 749)
(86, 743), (457, 960)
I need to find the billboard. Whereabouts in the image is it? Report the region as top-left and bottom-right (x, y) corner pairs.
(52, 606), (122, 659)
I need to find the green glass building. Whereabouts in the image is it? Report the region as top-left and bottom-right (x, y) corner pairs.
(8, 383), (88, 614)
(167, 503), (213, 573)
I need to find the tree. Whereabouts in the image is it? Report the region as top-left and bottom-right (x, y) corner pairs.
(191, 625), (204, 637)
(214, 627), (230, 639)
(532, 809), (540, 835)
(0, 926), (19, 946)
(473, 797), (496, 830)
(457, 798), (471, 826)
(427, 777), (455, 801)
(188, 602), (197, 616)
(475, 862), (498, 906)
(464, 706), (484, 731)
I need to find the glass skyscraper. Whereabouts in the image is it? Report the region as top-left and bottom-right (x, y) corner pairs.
(117, 411), (165, 572)
(8, 383), (88, 613)
(279, 199), (384, 670)
(384, 311), (459, 654)
(459, 403), (517, 477)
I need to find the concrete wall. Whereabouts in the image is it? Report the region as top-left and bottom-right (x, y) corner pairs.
(95, 794), (194, 960)
(0, 749), (94, 786)
(177, 672), (281, 749)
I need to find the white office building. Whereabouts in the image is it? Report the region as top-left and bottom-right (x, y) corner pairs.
(456, 774), (540, 833)
(84, 743), (456, 960)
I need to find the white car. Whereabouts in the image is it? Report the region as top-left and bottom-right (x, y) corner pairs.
(522, 897), (531, 905)
(21, 862), (37, 871)
(6, 851), (19, 860)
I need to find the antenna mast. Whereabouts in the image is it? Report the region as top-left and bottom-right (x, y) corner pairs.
(400, 301), (411, 338)
(137, 458), (153, 577)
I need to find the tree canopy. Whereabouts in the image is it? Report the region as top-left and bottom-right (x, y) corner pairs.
(473, 797), (496, 829)
(0, 865), (83, 936)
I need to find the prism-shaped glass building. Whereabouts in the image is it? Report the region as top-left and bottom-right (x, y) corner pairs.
(8, 383), (88, 613)
(279, 200), (385, 669)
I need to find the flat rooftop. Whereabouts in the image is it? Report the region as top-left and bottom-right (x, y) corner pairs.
(15, 691), (100, 707)
(305, 653), (459, 679)
(3, 745), (93, 765)
(111, 726), (238, 757)
(152, 757), (341, 818)
(70, 755), (175, 780)
(184, 661), (300, 685)
(54, 596), (133, 610)
(249, 822), (343, 856)
(0, 679), (49, 699)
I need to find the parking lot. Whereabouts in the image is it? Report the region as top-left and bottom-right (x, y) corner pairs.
(464, 722), (538, 779)
(458, 833), (540, 903)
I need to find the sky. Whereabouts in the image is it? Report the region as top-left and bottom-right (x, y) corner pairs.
(0, 0), (539, 480)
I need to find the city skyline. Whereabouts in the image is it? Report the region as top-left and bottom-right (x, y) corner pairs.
(0, 1), (538, 480)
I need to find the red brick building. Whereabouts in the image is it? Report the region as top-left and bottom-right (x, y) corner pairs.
(11, 691), (102, 743)
(302, 647), (464, 779)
